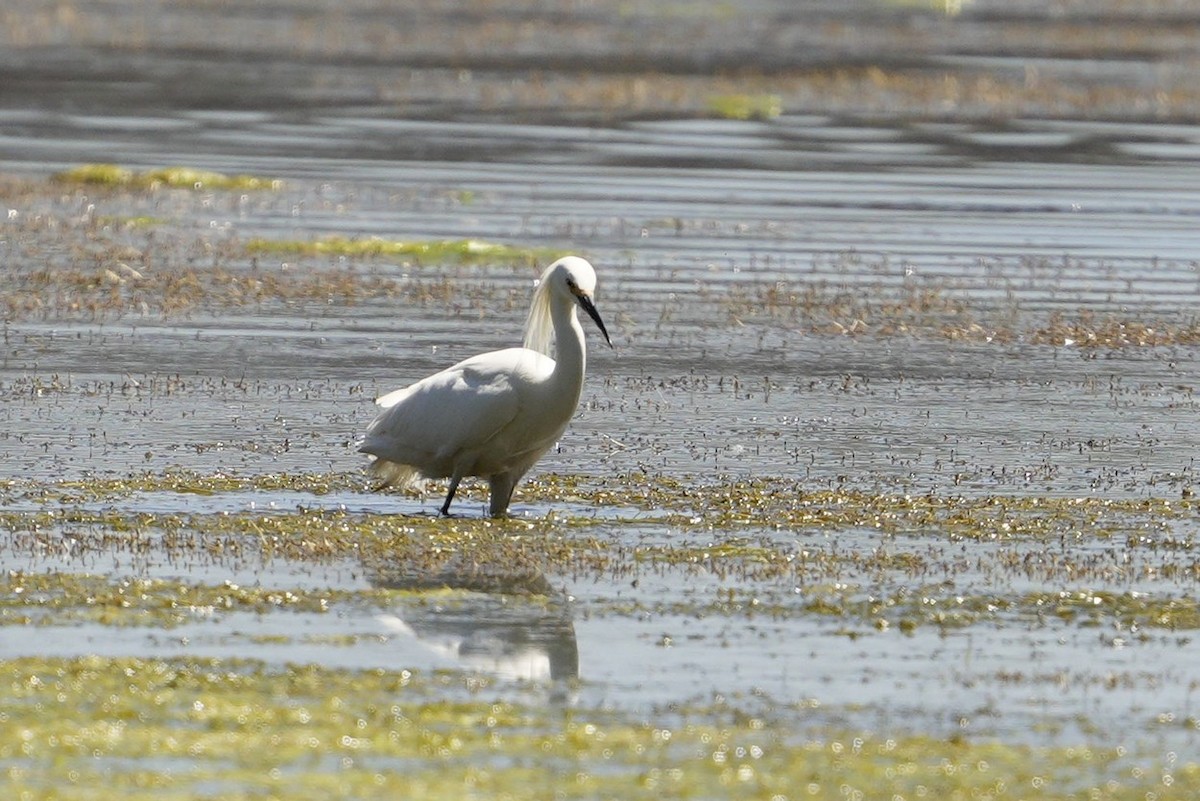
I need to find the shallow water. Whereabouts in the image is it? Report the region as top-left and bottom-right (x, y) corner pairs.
(3, 0), (1200, 788)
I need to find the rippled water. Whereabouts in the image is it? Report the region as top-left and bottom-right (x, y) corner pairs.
(3, 0), (1200, 766)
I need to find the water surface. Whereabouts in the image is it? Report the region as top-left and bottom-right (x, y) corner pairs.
(3, 0), (1200, 781)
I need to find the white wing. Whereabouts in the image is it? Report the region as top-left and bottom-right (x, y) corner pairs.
(360, 347), (553, 479)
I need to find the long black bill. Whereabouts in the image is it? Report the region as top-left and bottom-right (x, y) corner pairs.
(577, 294), (613, 348)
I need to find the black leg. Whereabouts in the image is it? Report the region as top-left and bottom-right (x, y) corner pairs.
(488, 473), (516, 517)
(440, 476), (461, 516)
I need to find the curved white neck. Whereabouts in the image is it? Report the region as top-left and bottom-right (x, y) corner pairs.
(550, 298), (587, 390)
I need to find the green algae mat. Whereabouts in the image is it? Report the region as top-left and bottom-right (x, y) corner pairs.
(3, 655), (1197, 801)
(3, 471), (1200, 799)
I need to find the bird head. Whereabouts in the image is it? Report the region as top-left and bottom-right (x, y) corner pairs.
(525, 256), (612, 354)
(552, 257), (612, 348)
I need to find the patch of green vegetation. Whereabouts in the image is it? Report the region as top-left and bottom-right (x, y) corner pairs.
(808, 586), (1200, 632)
(12, 470), (1196, 542)
(244, 236), (565, 266)
(53, 163), (135, 186)
(2, 470), (1198, 613)
(53, 163), (282, 190)
(642, 537), (779, 566)
(883, 0), (970, 15)
(0, 655), (1195, 801)
(707, 93), (783, 120)
(3, 470), (1197, 587)
(585, 582), (1200, 633)
(96, 215), (171, 228)
(0, 495), (615, 588)
(48, 469), (358, 500)
(0, 572), (403, 628)
(4, 468), (1200, 633)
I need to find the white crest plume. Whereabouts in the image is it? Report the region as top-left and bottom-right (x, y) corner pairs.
(522, 272), (556, 357)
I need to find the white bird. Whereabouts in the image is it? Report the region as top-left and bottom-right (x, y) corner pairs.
(360, 256), (611, 517)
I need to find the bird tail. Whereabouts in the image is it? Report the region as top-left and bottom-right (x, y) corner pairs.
(365, 457), (427, 494)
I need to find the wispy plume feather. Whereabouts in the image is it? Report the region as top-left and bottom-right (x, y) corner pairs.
(522, 270), (557, 356)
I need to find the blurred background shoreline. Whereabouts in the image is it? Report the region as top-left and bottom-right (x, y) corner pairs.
(4, 1), (1200, 132)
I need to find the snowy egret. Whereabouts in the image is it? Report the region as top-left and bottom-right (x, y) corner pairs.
(360, 256), (612, 517)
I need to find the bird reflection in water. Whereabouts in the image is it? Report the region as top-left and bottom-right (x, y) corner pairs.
(367, 557), (578, 683)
